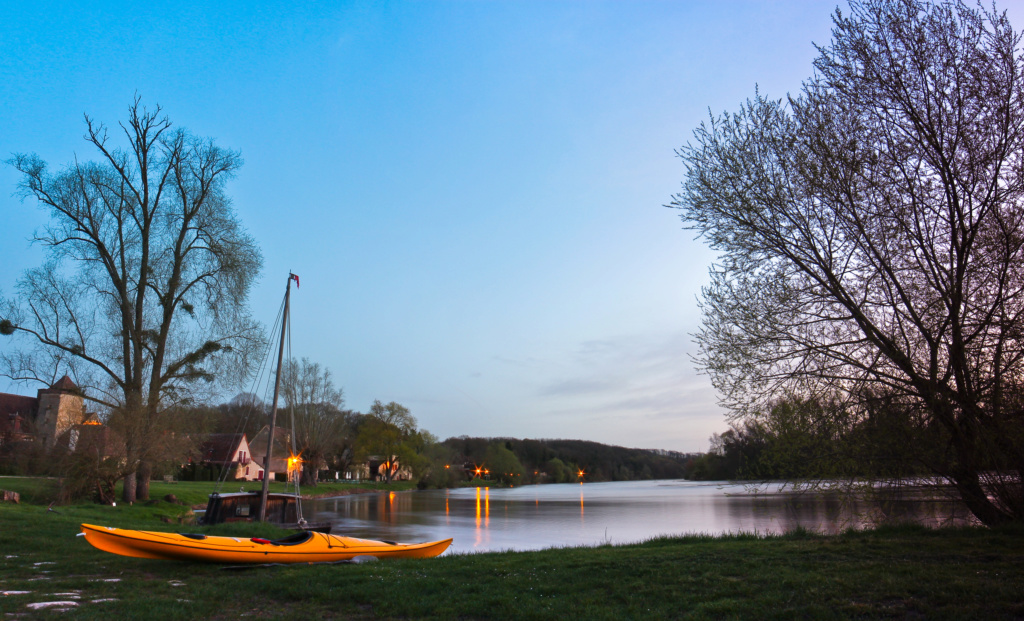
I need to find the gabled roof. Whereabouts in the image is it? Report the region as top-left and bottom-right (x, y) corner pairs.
(249, 425), (292, 469)
(249, 426), (291, 452)
(199, 433), (247, 464)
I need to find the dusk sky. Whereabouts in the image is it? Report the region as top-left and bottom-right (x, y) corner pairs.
(1, 1), (960, 453)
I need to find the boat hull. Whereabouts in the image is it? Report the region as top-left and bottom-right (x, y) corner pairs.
(80, 524), (452, 564)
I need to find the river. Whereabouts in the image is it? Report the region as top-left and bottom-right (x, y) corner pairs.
(307, 480), (975, 554)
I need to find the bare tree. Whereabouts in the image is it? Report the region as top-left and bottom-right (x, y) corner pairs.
(281, 357), (352, 486)
(1, 97), (264, 502)
(673, 0), (1024, 525)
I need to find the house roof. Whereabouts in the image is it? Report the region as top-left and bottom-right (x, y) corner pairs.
(0, 394), (37, 417)
(249, 425), (292, 469)
(250, 426), (291, 452)
(0, 394), (38, 436)
(59, 423), (122, 458)
(39, 375), (81, 395)
(52, 375), (78, 391)
(199, 433), (247, 464)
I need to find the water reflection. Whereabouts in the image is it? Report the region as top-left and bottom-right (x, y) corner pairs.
(310, 480), (974, 555)
(580, 484), (585, 522)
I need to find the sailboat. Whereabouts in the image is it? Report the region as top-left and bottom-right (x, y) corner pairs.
(80, 272), (454, 562)
(200, 273), (319, 530)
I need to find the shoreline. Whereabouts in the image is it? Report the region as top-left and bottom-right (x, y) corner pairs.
(188, 485), (397, 510)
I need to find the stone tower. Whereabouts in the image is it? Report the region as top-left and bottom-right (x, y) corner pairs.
(35, 376), (85, 449)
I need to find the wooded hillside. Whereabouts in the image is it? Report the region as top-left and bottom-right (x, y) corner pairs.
(443, 436), (695, 483)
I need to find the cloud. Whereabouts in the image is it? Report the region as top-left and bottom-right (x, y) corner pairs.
(419, 328), (727, 452)
(539, 377), (625, 397)
(532, 330), (722, 429)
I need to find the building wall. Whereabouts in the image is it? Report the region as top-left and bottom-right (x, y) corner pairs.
(35, 390), (85, 449)
(231, 436), (262, 481)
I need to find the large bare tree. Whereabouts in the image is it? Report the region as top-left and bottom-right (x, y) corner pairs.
(673, 0), (1024, 525)
(1, 98), (263, 502)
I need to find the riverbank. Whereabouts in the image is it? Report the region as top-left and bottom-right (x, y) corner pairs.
(1, 482), (1022, 619)
(0, 476), (417, 511)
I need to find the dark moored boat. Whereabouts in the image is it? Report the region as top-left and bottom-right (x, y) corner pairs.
(201, 491), (330, 533)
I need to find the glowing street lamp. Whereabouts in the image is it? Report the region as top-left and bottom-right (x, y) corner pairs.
(287, 453), (302, 476)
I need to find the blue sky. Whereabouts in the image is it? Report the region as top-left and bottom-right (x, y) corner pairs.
(1, 1), (870, 452)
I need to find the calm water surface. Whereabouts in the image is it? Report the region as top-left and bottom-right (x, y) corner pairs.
(309, 480), (973, 555)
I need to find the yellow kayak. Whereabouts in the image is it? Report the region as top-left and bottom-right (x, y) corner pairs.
(80, 523), (452, 564)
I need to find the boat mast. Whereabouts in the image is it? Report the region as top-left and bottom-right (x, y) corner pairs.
(258, 273), (295, 522)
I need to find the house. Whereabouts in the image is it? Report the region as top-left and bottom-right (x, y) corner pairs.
(0, 394), (35, 447)
(248, 425), (299, 482)
(0, 376), (87, 449)
(58, 413), (122, 460)
(364, 455), (413, 482)
(197, 433), (260, 481)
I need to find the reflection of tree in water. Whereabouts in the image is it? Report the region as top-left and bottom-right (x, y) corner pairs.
(726, 483), (976, 534)
(724, 489), (854, 534)
(867, 483), (977, 528)
(311, 481), (979, 553)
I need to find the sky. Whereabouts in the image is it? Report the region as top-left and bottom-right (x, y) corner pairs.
(0, 1), (866, 452)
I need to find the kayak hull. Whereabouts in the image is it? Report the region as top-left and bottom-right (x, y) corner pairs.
(80, 523), (452, 563)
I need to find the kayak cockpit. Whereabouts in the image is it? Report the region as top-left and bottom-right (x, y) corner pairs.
(249, 531), (314, 546)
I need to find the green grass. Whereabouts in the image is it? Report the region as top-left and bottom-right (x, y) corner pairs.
(1, 478), (1022, 619)
(0, 476), (416, 508)
(142, 478), (417, 507)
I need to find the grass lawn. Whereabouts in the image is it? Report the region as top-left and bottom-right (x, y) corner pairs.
(0, 476), (416, 508)
(1, 477), (1022, 619)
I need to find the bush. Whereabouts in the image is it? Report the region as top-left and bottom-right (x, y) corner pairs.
(56, 449), (122, 504)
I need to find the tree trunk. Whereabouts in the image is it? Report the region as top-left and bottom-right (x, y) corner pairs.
(137, 461), (152, 501)
(301, 465), (317, 487)
(952, 470), (1011, 527)
(96, 481), (115, 505)
(122, 472), (136, 503)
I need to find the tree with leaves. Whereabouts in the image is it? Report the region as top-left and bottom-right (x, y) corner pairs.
(484, 442), (526, 485)
(1, 98), (263, 502)
(356, 400), (417, 484)
(674, 0), (1024, 525)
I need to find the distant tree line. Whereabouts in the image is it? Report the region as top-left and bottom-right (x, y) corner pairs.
(442, 436), (694, 484)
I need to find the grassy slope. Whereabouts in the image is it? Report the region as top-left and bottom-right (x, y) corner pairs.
(0, 478), (1022, 620)
(0, 476), (416, 507)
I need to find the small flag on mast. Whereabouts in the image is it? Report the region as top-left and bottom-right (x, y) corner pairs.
(290, 273), (300, 289)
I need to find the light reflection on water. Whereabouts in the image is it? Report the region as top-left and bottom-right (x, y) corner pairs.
(309, 480), (974, 555)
